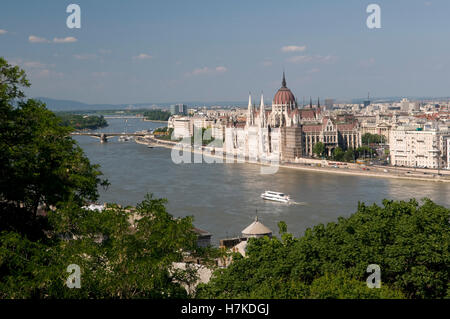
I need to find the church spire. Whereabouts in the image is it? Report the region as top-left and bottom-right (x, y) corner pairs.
(247, 92), (254, 126)
(317, 97), (320, 109)
(282, 71), (286, 88)
(309, 96), (313, 109)
(260, 92), (264, 111)
(260, 91), (265, 127)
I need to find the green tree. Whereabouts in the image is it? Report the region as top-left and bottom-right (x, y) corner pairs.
(313, 142), (325, 158)
(56, 113), (108, 130)
(308, 271), (404, 299)
(143, 109), (171, 121)
(0, 195), (200, 298)
(344, 148), (356, 162)
(356, 146), (375, 159)
(197, 199), (449, 299)
(362, 133), (385, 145)
(332, 147), (345, 161)
(0, 58), (204, 299)
(0, 58), (108, 238)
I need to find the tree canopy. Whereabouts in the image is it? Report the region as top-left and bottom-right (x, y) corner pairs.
(56, 112), (108, 130)
(0, 57), (204, 298)
(0, 195), (199, 298)
(197, 199), (449, 299)
(362, 133), (386, 145)
(144, 109), (171, 121)
(0, 57), (108, 239)
(313, 142), (325, 158)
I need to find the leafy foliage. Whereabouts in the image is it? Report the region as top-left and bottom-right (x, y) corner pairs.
(197, 199), (449, 299)
(0, 195), (199, 298)
(362, 133), (386, 145)
(313, 142), (325, 158)
(56, 113), (108, 130)
(144, 109), (171, 121)
(0, 58), (108, 238)
(332, 146), (345, 161)
(0, 58), (202, 298)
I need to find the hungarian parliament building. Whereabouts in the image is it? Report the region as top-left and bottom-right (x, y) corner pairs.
(170, 73), (362, 163)
(223, 73), (361, 162)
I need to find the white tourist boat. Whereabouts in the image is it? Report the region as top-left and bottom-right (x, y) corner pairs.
(260, 191), (290, 203)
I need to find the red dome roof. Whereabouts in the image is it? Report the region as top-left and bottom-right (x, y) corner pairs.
(273, 72), (296, 106)
(273, 87), (296, 105)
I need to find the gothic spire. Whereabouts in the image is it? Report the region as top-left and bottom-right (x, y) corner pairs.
(260, 92), (264, 111)
(282, 71), (286, 88)
(260, 92), (266, 127)
(247, 92), (254, 126)
(310, 96), (313, 109)
(317, 97), (320, 109)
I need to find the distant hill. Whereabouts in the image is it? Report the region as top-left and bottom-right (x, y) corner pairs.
(34, 97), (127, 111)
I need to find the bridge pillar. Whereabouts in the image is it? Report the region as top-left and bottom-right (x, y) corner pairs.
(100, 133), (108, 143)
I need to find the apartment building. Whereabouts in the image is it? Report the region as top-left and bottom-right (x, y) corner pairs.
(390, 127), (449, 168)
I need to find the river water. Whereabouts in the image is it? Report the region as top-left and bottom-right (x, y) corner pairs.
(73, 118), (450, 244)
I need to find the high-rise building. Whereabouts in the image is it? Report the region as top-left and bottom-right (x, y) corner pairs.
(170, 104), (187, 115)
(363, 93), (371, 107)
(324, 98), (334, 110)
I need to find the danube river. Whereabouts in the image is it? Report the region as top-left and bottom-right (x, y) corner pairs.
(74, 118), (450, 244)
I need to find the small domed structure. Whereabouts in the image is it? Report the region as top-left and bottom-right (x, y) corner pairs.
(241, 216), (272, 238)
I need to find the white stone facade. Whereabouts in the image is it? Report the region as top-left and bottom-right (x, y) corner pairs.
(390, 128), (449, 168)
(447, 139), (450, 169)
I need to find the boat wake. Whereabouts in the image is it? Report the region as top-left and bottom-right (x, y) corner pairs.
(289, 201), (308, 206)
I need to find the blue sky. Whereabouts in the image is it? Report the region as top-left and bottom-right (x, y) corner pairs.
(1, 0), (449, 104)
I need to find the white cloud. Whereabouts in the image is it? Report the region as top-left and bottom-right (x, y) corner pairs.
(0, 29), (7, 35)
(215, 66), (227, 73)
(186, 66), (227, 76)
(73, 53), (97, 60)
(287, 55), (336, 64)
(29, 35), (77, 44)
(190, 67), (209, 75)
(23, 61), (46, 68)
(30, 68), (63, 79)
(281, 45), (307, 53)
(53, 36), (77, 43)
(29, 35), (50, 43)
(133, 53), (153, 60)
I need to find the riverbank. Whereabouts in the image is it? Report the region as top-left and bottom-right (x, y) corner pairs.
(142, 119), (168, 123)
(135, 137), (450, 183)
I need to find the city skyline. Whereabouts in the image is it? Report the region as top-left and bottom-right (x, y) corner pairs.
(1, 0), (450, 104)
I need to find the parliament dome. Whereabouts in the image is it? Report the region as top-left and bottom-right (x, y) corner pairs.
(273, 72), (296, 106)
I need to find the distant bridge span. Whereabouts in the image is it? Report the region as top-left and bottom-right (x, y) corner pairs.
(71, 132), (148, 143)
(103, 116), (144, 119)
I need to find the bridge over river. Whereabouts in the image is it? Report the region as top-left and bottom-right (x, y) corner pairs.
(71, 132), (148, 143)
